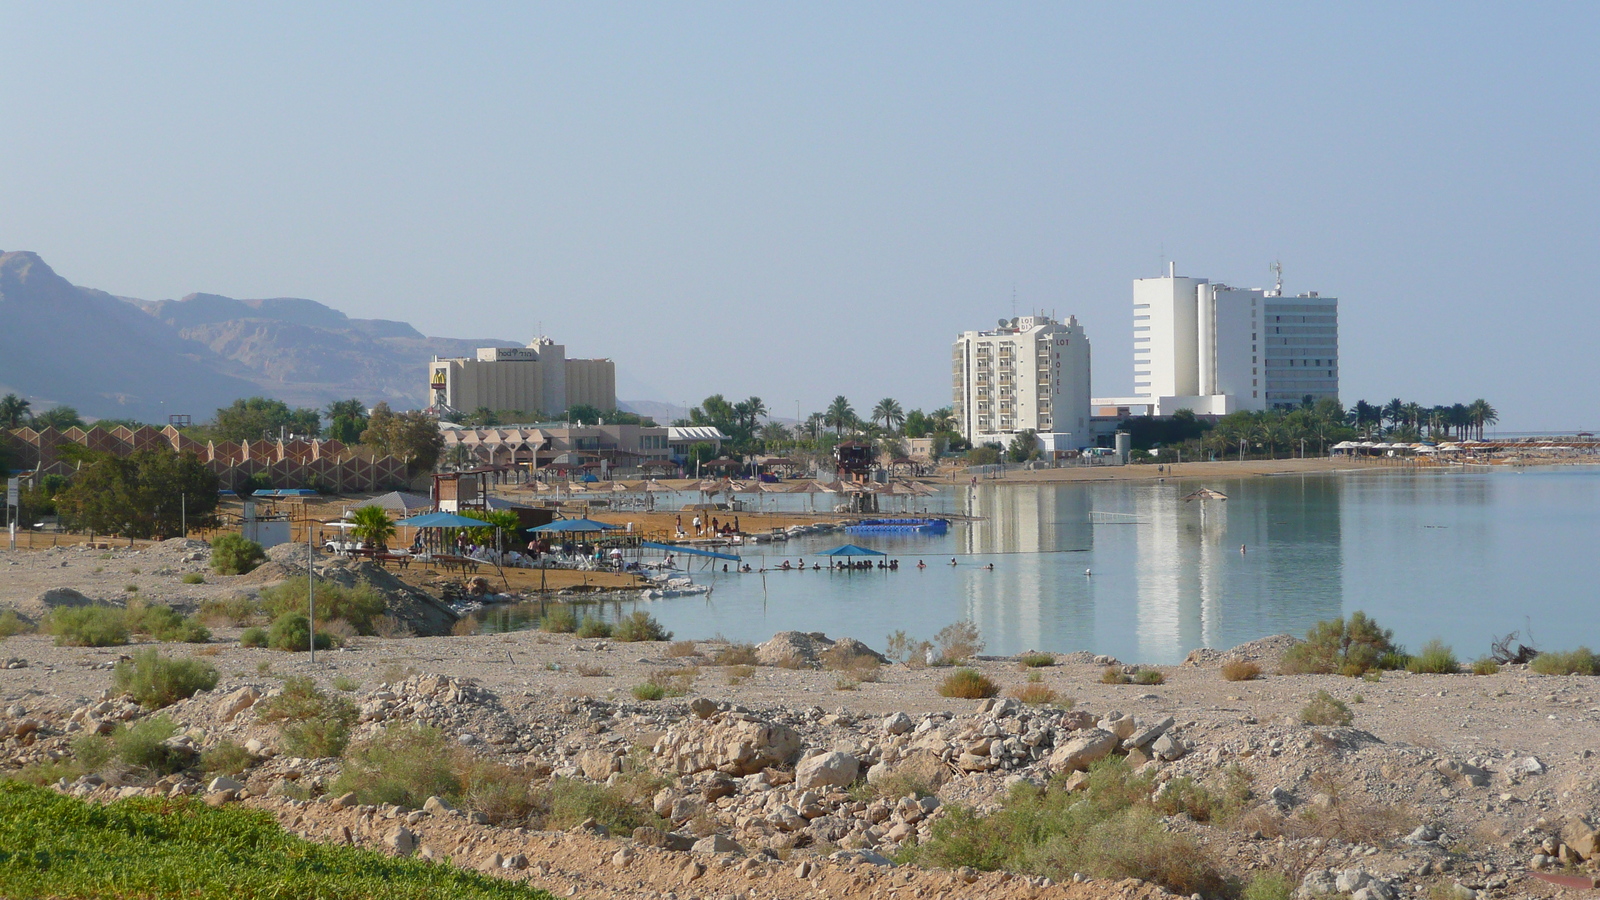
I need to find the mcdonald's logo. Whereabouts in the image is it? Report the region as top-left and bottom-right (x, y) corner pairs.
(430, 370), (447, 387)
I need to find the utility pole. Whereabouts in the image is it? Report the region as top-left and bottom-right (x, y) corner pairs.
(307, 518), (316, 664)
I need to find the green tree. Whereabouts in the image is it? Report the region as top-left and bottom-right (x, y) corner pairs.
(30, 405), (84, 430)
(565, 403), (604, 424)
(1468, 398), (1498, 440)
(902, 409), (930, 438)
(324, 399), (369, 444)
(825, 396), (856, 436)
(461, 407), (500, 427)
(0, 394), (32, 428)
(871, 398), (905, 433)
(360, 403), (445, 476)
(684, 441), (718, 474)
(348, 506), (396, 552)
(56, 449), (221, 538)
(213, 397), (320, 443)
(1006, 430), (1039, 463)
(459, 509), (520, 548)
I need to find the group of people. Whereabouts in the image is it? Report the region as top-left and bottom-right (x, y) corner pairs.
(676, 514), (740, 539)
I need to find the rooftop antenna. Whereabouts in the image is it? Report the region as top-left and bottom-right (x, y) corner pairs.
(1270, 260), (1283, 296)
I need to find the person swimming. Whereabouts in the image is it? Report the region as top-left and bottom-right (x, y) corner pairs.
(949, 558), (958, 566)
(917, 560), (926, 569)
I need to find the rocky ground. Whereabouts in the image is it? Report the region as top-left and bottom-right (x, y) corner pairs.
(3, 541), (1599, 900)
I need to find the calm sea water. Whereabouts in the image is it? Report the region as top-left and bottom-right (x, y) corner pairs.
(594, 467), (1600, 663)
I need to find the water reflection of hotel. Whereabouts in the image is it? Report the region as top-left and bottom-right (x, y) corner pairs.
(958, 484), (1096, 653)
(1130, 478), (1344, 661)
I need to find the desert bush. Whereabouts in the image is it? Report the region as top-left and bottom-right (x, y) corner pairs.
(724, 664), (755, 685)
(906, 758), (1226, 896)
(938, 668), (999, 699)
(933, 620), (984, 664)
(451, 615), (481, 637)
(210, 533), (266, 575)
(124, 584), (140, 594)
(128, 604), (211, 643)
(861, 771), (938, 801)
(712, 643), (758, 666)
(1406, 638), (1459, 674)
(665, 641), (699, 658)
(540, 606), (577, 633)
(820, 645), (883, 683)
(113, 649), (220, 709)
(181, 573), (206, 585)
(45, 606), (129, 647)
(1132, 668), (1165, 685)
(112, 716), (187, 775)
(1100, 666), (1131, 685)
(332, 723), (460, 807)
(257, 676), (359, 758)
(613, 611), (671, 643)
(574, 662), (609, 677)
(631, 682), (665, 701)
(1531, 647), (1598, 676)
(201, 740), (254, 777)
(371, 614), (412, 638)
(259, 580), (384, 634)
(197, 595), (259, 626)
(239, 627), (268, 648)
(575, 617), (613, 639)
(1471, 657), (1500, 675)
(886, 629), (934, 667)
(538, 777), (661, 833)
(266, 613), (336, 652)
(1299, 690), (1354, 726)
(1279, 611), (1399, 676)
(1017, 652), (1055, 668)
(332, 675), (361, 692)
(459, 758), (539, 825)
(1242, 872), (1295, 900)
(1007, 682), (1062, 706)
(1220, 659), (1262, 681)
(0, 610), (32, 638)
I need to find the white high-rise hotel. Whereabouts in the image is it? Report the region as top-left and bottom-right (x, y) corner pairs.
(952, 314), (1091, 449)
(1122, 264), (1338, 415)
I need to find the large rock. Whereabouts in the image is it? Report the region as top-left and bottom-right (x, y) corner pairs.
(1047, 729), (1118, 773)
(755, 632), (827, 668)
(12, 587), (102, 623)
(881, 712), (913, 735)
(579, 749), (622, 780)
(214, 686), (260, 722)
(796, 751), (859, 791)
(654, 714), (803, 776)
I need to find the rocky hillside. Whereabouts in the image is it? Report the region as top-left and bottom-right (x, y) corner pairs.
(0, 250), (516, 422)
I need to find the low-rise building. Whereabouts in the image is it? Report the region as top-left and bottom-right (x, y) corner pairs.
(428, 337), (616, 417)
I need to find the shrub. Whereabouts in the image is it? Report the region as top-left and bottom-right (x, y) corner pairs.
(451, 615), (481, 637)
(574, 663), (609, 677)
(933, 620), (983, 664)
(1101, 666), (1130, 685)
(113, 649), (220, 709)
(258, 676), (359, 758)
(1406, 638), (1459, 674)
(112, 716), (187, 775)
(0, 610), (32, 638)
(197, 595), (259, 626)
(1220, 659), (1262, 681)
(1017, 652), (1055, 668)
(124, 584), (140, 594)
(540, 606), (577, 633)
(712, 643), (758, 666)
(575, 617), (613, 639)
(459, 758), (539, 825)
(1471, 657), (1501, 676)
(665, 640), (699, 658)
(266, 613), (336, 652)
(332, 675), (361, 692)
(210, 533), (266, 575)
(332, 724), (462, 806)
(239, 627), (268, 648)
(631, 682), (665, 701)
(724, 664), (755, 685)
(259, 580), (384, 634)
(129, 604), (211, 643)
(1007, 682), (1063, 706)
(372, 614), (412, 639)
(907, 758), (1225, 896)
(181, 573), (206, 585)
(1132, 668), (1165, 685)
(885, 630), (934, 667)
(1531, 647), (1598, 676)
(201, 740), (254, 777)
(1242, 872), (1295, 900)
(1279, 611), (1398, 676)
(539, 777), (660, 833)
(1299, 690), (1354, 726)
(613, 611), (671, 643)
(938, 668), (998, 699)
(820, 645), (883, 682)
(46, 605), (130, 647)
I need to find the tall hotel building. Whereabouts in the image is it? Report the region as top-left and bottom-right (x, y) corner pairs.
(1107, 264), (1337, 416)
(952, 314), (1092, 450)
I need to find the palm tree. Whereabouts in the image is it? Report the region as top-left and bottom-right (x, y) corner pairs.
(871, 398), (905, 433)
(929, 407), (956, 433)
(1382, 398), (1404, 433)
(803, 413), (827, 442)
(349, 506), (396, 553)
(824, 396), (856, 436)
(1468, 399), (1498, 440)
(0, 394), (30, 429)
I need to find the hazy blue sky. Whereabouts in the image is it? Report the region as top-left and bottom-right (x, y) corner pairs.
(3, 3), (1596, 430)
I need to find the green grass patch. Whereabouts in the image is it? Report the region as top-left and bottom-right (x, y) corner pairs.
(181, 572), (206, 585)
(938, 668), (999, 699)
(1405, 638), (1459, 674)
(0, 780), (555, 899)
(1017, 652), (1055, 668)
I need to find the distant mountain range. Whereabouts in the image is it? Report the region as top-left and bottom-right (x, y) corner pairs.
(0, 250), (537, 423)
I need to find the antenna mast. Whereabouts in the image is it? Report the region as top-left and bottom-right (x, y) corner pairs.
(1270, 260), (1283, 296)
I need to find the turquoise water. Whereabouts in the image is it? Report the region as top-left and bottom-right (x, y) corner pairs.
(601, 468), (1600, 663)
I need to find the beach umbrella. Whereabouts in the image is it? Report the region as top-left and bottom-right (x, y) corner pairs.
(395, 512), (492, 528)
(818, 543), (887, 558)
(528, 518), (621, 533)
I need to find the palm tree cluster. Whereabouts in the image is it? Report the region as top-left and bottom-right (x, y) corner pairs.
(1351, 397), (1498, 441)
(0, 394), (85, 431)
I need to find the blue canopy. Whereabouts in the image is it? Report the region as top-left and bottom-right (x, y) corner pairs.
(640, 540), (740, 562)
(529, 518), (620, 533)
(395, 511), (493, 528)
(259, 488), (318, 497)
(818, 543), (887, 557)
